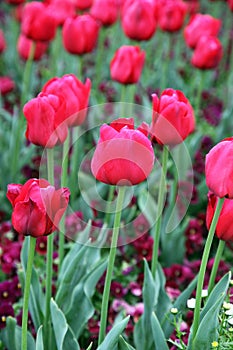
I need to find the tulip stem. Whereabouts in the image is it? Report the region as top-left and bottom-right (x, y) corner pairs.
(21, 236), (37, 350)
(77, 56), (83, 79)
(208, 239), (225, 295)
(95, 27), (106, 90)
(192, 197), (224, 347)
(194, 70), (205, 119)
(151, 145), (169, 278)
(104, 185), (115, 226)
(70, 126), (80, 203)
(44, 148), (55, 348)
(58, 134), (70, 272)
(98, 186), (126, 345)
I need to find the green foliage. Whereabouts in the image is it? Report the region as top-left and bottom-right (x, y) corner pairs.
(97, 316), (130, 350)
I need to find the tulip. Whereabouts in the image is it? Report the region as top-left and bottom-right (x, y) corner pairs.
(17, 34), (48, 61)
(184, 13), (221, 49)
(62, 15), (100, 55)
(91, 118), (155, 186)
(0, 30), (6, 53)
(157, 0), (187, 32)
(90, 0), (119, 26)
(121, 0), (156, 41)
(46, 0), (76, 26)
(23, 93), (68, 148)
(205, 138), (233, 198)
(7, 178), (70, 237)
(228, 0), (233, 10)
(42, 74), (91, 127)
(110, 45), (145, 84)
(151, 89), (195, 146)
(191, 35), (223, 70)
(5, 0), (25, 4)
(21, 1), (57, 41)
(75, 0), (93, 10)
(206, 192), (233, 241)
(0, 77), (15, 95)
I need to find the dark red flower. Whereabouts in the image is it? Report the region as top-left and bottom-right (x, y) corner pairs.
(0, 77), (15, 95)
(17, 34), (48, 61)
(191, 35), (223, 70)
(0, 304), (14, 329)
(90, 0), (119, 26)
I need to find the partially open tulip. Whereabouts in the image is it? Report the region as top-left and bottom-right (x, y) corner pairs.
(121, 0), (156, 41)
(184, 13), (221, 49)
(42, 74), (91, 127)
(21, 1), (57, 41)
(191, 35), (223, 69)
(90, 0), (119, 26)
(110, 45), (145, 84)
(17, 34), (48, 61)
(91, 118), (155, 186)
(206, 192), (233, 241)
(62, 15), (100, 55)
(157, 0), (187, 32)
(0, 30), (6, 53)
(7, 179), (70, 237)
(151, 89), (195, 146)
(205, 138), (233, 198)
(23, 93), (68, 148)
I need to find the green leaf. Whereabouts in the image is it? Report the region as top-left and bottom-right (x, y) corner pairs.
(138, 190), (157, 227)
(155, 264), (172, 322)
(50, 299), (68, 350)
(97, 316), (130, 350)
(0, 317), (17, 350)
(118, 336), (136, 350)
(63, 327), (80, 350)
(36, 326), (44, 350)
(191, 272), (231, 350)
(151, 312), (169, 350)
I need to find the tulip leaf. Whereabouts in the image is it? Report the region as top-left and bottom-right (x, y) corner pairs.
(97, 316), (130, 350)
(155, 264), (172, 322)
(50, 298), (68, 350)
(118, 336), (136, 350)
(190, 272), (231, 350)
(63, 326), (80, 350)
(20, 238), (45, 330)
(138, 190), (157, 227)
(36, 326), (44, 350)
(151, 312), (169, 350)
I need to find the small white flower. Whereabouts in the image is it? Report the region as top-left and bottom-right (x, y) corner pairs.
(201, 289), (208, 298)
(187, 298), (196, 309)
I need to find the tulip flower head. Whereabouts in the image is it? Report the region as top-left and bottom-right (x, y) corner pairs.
(205, 138), (233, 198)
(91, 118), (155, 186)
(206, 192), (233, 241)
(7, 179), (70, 237)
(157, 0), (187, 32)
(110, 45), (145, 85)
(151, 89), (195, 146)
(90, 0), (119, 26)
(42, 74), (91, 127)
(191, 35), (223, 70)
(17, 34), (48, 61)
(184, 13), (221, 49)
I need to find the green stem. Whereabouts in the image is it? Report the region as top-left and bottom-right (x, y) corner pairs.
(192, 197), (224, 346)
(69, 126), (80, 203)
(44, 148), (55, 348)
(98, 186), (126, 345)
(58, 134), (70, 272)
(95, 27), (106, 89)
(208, 239), (225, 295)
(77, 55), (83, 79)
(104, 185), (115, 227)
(151, 146), (169, 278)
(50, 27), (61, 77)
(21, 236), (37, 350)
(194, 70), (205, 120)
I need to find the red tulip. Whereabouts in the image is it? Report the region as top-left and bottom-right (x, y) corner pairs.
(121, 0), (156, 41)
(110, 45), (145, 84)
(206, 192), (233, 241)
(5, 0), (25, 4)
(23, 93), (68, 148)
(21, 1), (58, 41)
(46, 0), (76, 26)
(0, 30), (6, 54)
(157, 0), (187, 32)
(151, 89), (195, 146)
(90, 0), (119, 26)
(75, 0), (93, 10)
(91, 118), (155, 186)
(0, 77), (15, 95)
(62, 15), (100, 55)
(228, 0), (233, 10)
(42, 74), (91, 127)
(191, 35), (223, 70)
(7, 179), (70, 237)
(184, 13), (221, 49)
(205, 138), (233, 198)
(17, 34), (48, 61)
